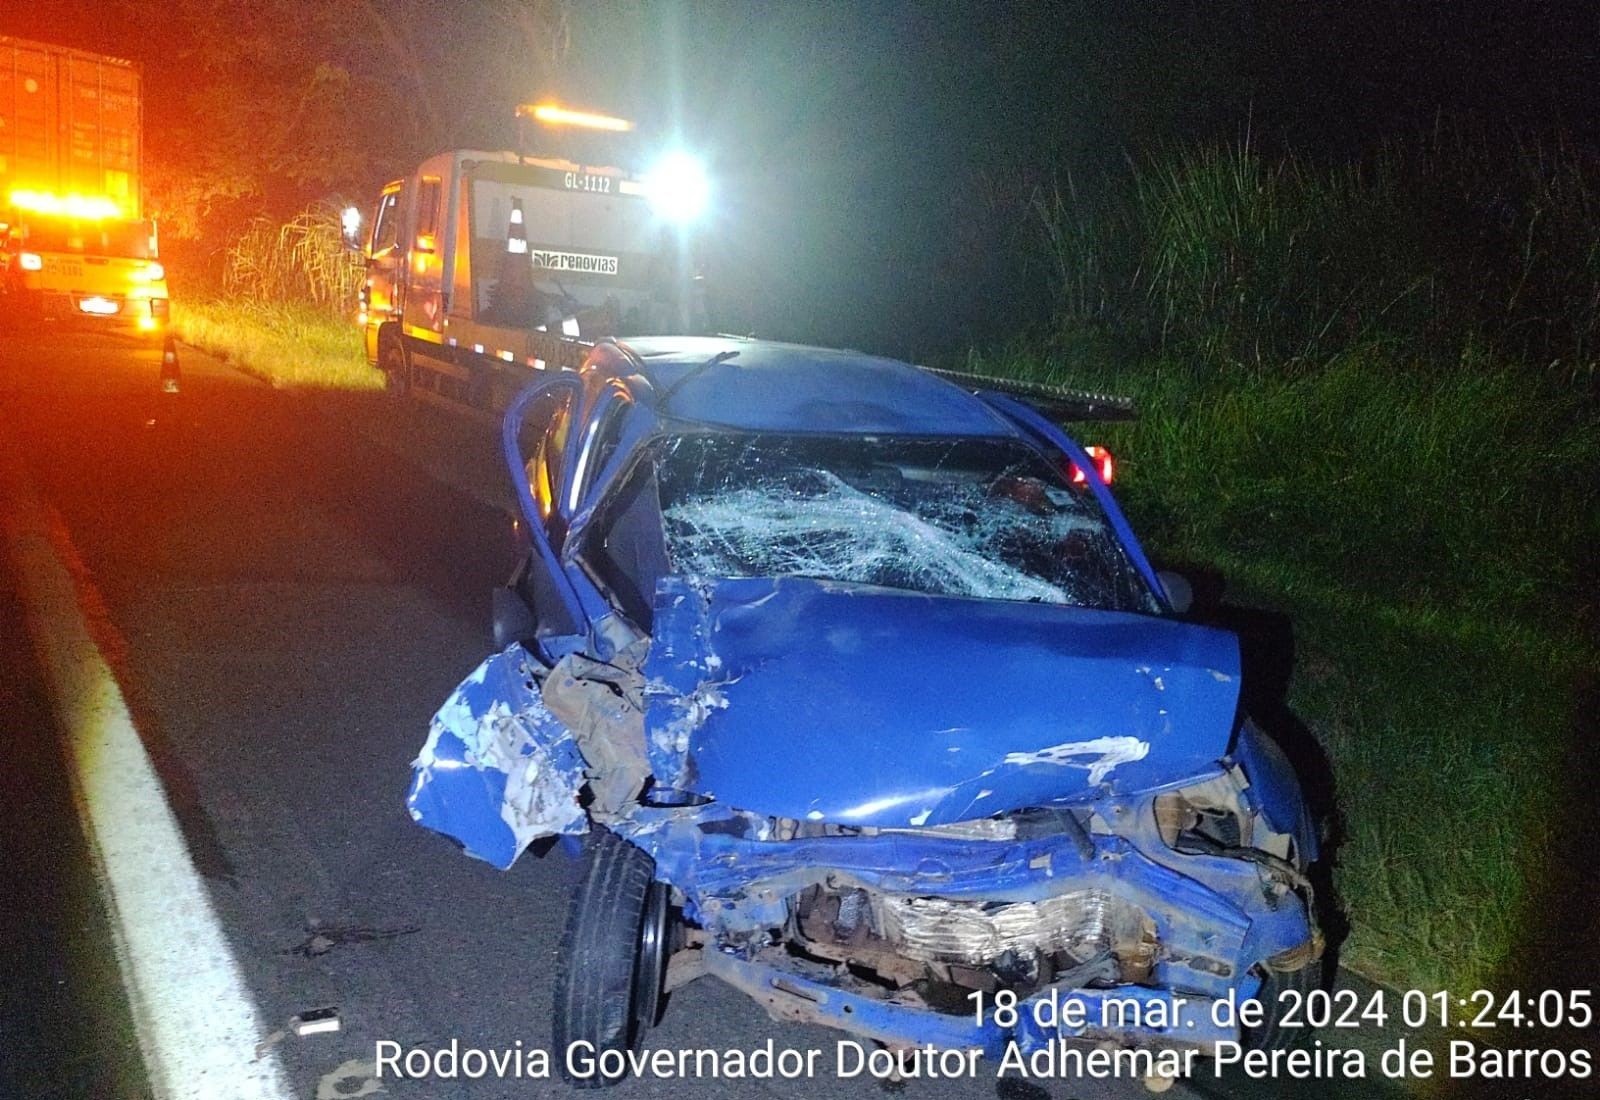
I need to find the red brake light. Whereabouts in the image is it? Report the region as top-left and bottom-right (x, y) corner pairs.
(1069, 445), (1115, 486)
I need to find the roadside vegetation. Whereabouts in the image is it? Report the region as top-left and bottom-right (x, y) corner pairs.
(172, 204), (380, 391)
(969, 139), (1600, 994)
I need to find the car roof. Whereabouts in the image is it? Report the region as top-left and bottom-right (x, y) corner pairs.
(594, 335), (1021, 438)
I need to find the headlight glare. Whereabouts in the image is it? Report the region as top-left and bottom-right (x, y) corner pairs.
(645, 151), (710, 224)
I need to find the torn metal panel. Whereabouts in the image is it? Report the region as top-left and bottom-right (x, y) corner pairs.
(1230, 722), (1321, 864)
(641, 574), (1242, 825)
(405, 643), (587, 869)
(540, 646), (650, 815)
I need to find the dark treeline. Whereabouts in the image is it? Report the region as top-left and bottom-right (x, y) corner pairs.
(6, 1), (1600, 358)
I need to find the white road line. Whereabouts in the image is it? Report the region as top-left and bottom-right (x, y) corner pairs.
(0, 447), (294, 1100)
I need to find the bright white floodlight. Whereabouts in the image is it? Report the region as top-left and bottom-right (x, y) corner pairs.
(341, 205), (362, 241)
(645, 151), (710, 225)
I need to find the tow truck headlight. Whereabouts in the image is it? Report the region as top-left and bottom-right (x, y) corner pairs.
(340, 206), (363, 251)
(645, 151), (710, 225)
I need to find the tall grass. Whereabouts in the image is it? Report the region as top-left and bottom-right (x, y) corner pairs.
(1030, 139), (1600, 384)
(175, 299), (379, 391)
(970, 137), (1600, 994)
(174, 202), (378, 390)
(223, 203), (364, 311)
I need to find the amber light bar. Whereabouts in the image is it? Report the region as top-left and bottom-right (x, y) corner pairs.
(518, 102), (634, 133)
(8, 189), (123, 220)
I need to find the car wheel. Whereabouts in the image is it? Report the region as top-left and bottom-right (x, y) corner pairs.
(553, 829), (671, 1087)
(379, 334), (410, 397)
(1243, 956), (1323, 1051)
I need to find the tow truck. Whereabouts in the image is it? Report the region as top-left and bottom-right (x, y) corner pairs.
(349, 102), (710, 410)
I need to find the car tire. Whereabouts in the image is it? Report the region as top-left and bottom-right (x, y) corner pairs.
(1242, 957), (1324, 1051)
(379, 334), (410, 397)
(552, 829), (670, 1087)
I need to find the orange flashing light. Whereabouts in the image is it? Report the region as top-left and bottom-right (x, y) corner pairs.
(8, 189), (123, 220)
(520, 102), (634, 132)
(1070, 445), (1116, 487)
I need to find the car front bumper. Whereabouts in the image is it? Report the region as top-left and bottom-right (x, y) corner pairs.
(614, 794), (1319, 1052)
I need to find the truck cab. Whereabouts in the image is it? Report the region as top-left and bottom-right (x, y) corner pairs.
(0, 199), (169, 337)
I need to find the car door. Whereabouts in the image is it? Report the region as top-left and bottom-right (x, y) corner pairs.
(505, 378), (591, 651)
(363, 183), (403, 360)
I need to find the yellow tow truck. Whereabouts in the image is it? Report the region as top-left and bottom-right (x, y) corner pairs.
(347, 101), (709, 408)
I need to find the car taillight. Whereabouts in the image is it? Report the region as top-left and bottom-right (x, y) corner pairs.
(1069, 445), (1115, 486)
(18, 251), (42, 271)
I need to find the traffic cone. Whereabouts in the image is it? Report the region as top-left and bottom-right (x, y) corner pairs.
(487, 198), (537, 324)
(506, 197), (528, 255)
(159, 335), (180, 394)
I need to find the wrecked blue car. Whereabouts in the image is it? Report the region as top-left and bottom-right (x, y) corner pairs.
(407, 336), (1323, 1081)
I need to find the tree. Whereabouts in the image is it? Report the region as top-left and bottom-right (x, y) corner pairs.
(133, 0), (570, 239)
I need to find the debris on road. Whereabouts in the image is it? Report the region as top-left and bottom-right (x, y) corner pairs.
(284, 922), (421, 958)
(291, 1007), (341, 1037)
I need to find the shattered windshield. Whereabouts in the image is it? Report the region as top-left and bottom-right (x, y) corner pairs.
(654, 434), (1159, 612)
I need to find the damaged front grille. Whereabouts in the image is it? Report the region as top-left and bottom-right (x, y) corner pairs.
(793, 883), (1157, 1000)
(878, 890), (1121, 966)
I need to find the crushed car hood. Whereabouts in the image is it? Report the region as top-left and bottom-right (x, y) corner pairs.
(643, 576), (1241, 827)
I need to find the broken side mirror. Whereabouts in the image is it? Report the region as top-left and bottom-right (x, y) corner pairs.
(1157, 570), (1194, 615)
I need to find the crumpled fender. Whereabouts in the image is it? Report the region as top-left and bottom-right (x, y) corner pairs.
(406, 643), (588, 869)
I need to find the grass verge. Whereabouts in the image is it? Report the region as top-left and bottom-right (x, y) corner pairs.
(173, 299), (381, 391)
(968, 343), (1598, 994)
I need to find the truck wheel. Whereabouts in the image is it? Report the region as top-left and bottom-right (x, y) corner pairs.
(379, 335), (411, 397)
(552, 829), (670, 1087)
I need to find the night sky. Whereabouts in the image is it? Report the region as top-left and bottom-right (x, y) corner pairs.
(5, 0), (1598, 354)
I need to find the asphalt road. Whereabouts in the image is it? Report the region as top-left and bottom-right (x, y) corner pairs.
(0, 330), (1424, 1100)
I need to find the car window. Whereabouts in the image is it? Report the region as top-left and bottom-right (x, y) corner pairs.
(654, 434), (1160, 613)
(568, 394), (633, 514)
(415, 176), (442, 249)
(524, 388), (575, 542)
(370, 190), (400, 255)
(580, 456), (670, 630)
